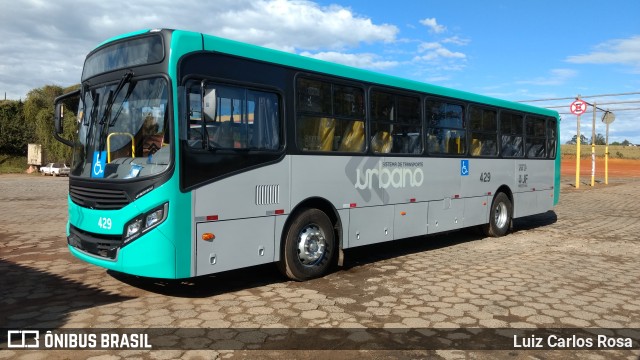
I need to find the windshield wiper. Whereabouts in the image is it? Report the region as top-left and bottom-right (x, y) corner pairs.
(98, 70), (134, 126)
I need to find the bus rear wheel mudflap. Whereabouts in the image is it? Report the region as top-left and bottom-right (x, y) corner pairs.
(483, 192), (513, 237)
(279, 208), (337, 281)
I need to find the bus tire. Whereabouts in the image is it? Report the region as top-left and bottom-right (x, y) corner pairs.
(279, 208), (336, 281)
(483, 192), (512, 237)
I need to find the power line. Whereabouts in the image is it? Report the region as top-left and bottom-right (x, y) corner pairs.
(557, 107), (640, 115)
(517, 92), (640, 103)
(542, 100), (640, 109)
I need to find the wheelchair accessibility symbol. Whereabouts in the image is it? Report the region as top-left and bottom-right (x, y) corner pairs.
(92, 151), (106, 178)
(460, 159), (469, 176)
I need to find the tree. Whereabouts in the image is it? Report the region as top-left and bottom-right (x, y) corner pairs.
(23, 85), (77, 163)
(621, 139), (631, 146)
(0, 100), (31, 155)
(590, 133), (606, 145)
(567, 134), (588, 145)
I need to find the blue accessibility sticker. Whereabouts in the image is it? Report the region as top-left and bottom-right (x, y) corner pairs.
(92, 151), (107, 178)
(460, 159), (469, 176)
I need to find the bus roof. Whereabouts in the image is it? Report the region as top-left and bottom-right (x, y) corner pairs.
(101, 29), (558, 118)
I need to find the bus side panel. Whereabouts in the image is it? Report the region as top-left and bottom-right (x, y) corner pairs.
(512, 159), (555, 218)
(348, 206), (394, 247)
(291, 155), (385, 211)
(393, 202), (428, 239)
(192, 158), (290, 276)
(513, 191), (538, 218)
(463, 196), (490, 228)
(196, 217), (275, 274)
(427, 197), (464, 234)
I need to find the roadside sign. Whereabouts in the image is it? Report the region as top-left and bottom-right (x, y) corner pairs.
(602, 112), (615, 124)
(570, 100), (587, 115)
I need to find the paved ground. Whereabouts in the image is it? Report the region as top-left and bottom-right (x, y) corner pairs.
(1, 174), (639, 359)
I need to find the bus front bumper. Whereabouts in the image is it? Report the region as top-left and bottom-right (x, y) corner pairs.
(67, 225), (177, 279)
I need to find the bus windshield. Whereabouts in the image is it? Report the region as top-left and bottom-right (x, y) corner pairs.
(72, 76), (170, 180)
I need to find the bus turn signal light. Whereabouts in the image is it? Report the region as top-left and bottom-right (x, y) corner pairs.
(202, 233), (215, 241)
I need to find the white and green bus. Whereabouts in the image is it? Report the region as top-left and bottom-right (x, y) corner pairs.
(54, 29), (560, 281)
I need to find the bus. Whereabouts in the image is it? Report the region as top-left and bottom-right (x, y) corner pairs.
(54, 29), (560, 281)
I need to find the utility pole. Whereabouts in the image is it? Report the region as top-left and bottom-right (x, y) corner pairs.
(591, 101), (596, 187)
(570, 96), (588, 189)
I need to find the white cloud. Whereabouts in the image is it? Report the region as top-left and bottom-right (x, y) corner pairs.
(566, 35), (640, 71)
(442, 36), (470, 46)
(0, 0), (399, 99)
(414, 42), (466, 62)
(517, 69), (578, 86)
(299, 51), (399, 70)
(419, 18), (446, 34)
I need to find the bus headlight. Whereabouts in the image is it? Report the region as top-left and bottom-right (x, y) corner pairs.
(126, 219), (143, 238)
(123, 203), (169, 244)
(146, 207), (164, 228)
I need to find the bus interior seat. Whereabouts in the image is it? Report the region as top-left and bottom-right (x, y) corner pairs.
(471, 138), (482, 156)
(527, 143), (544, 158)
(338, 121), (365, 152)
(501, 135), (523, 157)
(407, 134), (421, 154)
(481, 140), (496, 156)
(446, 131), (462, 154)
(371, 131), (392, 153)
(427, 134), (440, 153)
(318, 117), (336, 151)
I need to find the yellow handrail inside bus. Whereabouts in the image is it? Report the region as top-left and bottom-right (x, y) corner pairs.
(106, 132), (135, 163)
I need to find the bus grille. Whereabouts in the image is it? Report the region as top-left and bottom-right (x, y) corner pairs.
(68, 225), (122, 260)
(256, 184), (280, 205)
(70, 185), (130, 210)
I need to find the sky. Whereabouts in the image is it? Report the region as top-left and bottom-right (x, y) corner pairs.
(1, 0), (639, 144)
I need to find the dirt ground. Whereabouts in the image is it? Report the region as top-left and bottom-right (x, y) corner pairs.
(561, 157), (640, 179)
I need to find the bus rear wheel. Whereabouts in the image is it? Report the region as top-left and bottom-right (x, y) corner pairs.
(279, 208), (337, 281)
(483, 192), (512, 237)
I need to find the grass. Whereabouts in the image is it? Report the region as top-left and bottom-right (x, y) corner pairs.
(561, 145), (640, 160)
(0, 155), (33, 174)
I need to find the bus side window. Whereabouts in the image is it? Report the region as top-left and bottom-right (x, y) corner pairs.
(547, 118), (557, 158)
(526, 116), (546, 158)
(469, 106), (497, 157)
(187, 84), (204, 148)
(370, 91), (421, 154)
(295, 77), (364, 153)
(426, 100), (465, 155)
(500, 112), (524, 158)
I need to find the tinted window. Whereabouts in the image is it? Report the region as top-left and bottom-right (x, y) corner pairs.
(83, 35), (164, 80)
(469, 106), (497, 157)
(296, 77), (364, 153)
(500, 112), (524, 158)
(426, 100), (466, 155)
(188, 82), (280, 151)
(526, 116), (546, 158)
(371, 91), (421, 154)
(547, 118), (557, 159)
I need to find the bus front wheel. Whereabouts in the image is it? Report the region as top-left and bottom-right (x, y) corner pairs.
(278, 208), (337, 281)
(483, 192), (512, 237)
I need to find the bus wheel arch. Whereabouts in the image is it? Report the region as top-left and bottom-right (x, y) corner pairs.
(277, 198), (341, 281)
(483, 186), (513, 237)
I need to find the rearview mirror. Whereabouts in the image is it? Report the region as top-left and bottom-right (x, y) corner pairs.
(55, 103), (64, 134)
(203, 87), (217, 123)
(53, 89), (80, 147)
